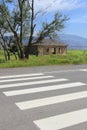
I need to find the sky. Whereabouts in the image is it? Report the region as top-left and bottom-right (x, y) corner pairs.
(34, 0), (87, 38)
(0, 0), (87, 38)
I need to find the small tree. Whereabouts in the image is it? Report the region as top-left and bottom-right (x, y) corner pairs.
(0, 11), (10, 60)
(0, 0), (69, 60)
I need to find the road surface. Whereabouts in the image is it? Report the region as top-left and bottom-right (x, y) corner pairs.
(0, 65), (87, 130)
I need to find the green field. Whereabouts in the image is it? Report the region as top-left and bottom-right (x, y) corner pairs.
(0, 50), (87, 68)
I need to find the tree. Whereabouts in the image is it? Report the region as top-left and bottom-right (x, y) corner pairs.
(0, 7), (18, 60)
(0, 0), (30, 59)
(0, 10), (10, 60)
(0, 0), (69, 60)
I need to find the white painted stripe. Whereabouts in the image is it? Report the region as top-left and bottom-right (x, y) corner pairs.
(0, 73), (44, 79)
(0, 76), (54, 83)
(80, 69), (87, 71)
(3, 82), (86, 96)
(34, 108), (87, 130)
(0, 78), (68, 89)
(16, 91), (87, 110)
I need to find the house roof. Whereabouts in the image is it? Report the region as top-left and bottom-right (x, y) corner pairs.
(33, 39), (67, 46)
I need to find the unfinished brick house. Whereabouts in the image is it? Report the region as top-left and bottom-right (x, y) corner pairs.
(30, 39), (67, 55)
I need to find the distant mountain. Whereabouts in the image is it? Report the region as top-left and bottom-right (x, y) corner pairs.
(23, 34), (87, 50)
(56, 34), (87, 50)
(1, 34), (87, 50)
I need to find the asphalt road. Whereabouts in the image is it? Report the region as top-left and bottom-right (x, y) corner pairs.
(0, 64), (87, 130)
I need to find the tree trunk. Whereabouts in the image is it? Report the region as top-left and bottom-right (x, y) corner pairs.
(19, 49), (25, 59)
(24, 44), (31, 59)
(7, 50), (10, 60)
(3, 49), (8, 61)
(24, 0), (34, 59)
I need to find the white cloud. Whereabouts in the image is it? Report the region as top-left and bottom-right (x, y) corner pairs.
(34, 0), (87, 12)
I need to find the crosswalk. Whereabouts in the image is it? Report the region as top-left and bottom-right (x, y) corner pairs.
(34, 108), (87, 130)
(0, 73), (87, 130)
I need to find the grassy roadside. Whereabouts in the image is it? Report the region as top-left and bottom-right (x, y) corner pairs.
(0, 50), (87, 68)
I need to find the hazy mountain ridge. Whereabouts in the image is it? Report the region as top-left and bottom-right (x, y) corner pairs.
(57, 34), (87, 50)
(0, 34), (87, 50)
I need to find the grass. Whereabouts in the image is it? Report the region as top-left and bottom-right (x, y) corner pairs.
(0, 50), (87, 68)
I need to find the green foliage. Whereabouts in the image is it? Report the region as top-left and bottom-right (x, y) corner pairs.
(0, 50), (87, 68)
(37, 13), (68, 41)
